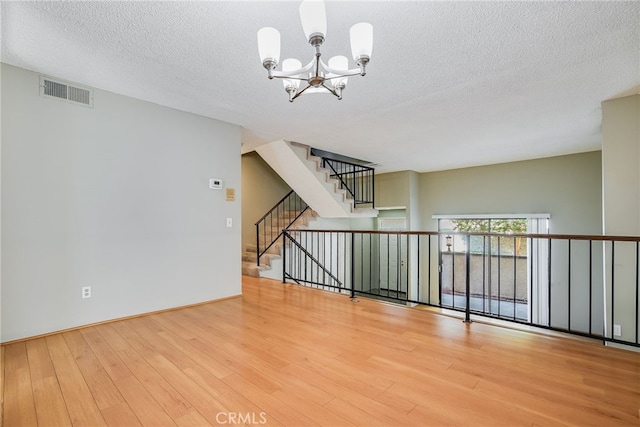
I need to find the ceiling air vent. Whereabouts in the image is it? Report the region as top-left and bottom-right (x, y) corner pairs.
(40, 76), (94, 108)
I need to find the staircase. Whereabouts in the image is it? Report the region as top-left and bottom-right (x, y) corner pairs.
(242, 209), (318, 278)
(245, 140), (378, 278)
(255, 140), (378, 218)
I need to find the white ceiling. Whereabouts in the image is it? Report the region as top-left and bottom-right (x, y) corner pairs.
(2, 1), (639, 173)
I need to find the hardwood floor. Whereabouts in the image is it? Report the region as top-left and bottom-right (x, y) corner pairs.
(3, 275), (640, 426)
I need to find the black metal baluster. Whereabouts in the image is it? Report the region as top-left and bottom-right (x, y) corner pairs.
(256, 223), (261, 267)
(439, 234), (443, 308)
(360, 233), (364, 294)
(427, 235), (431, 304)
(483, 236), (487, 315)
(396, 233), (401, 298)
(417, 235), (421, 303)
(568, 239), (572, 332)
(451, 235), (455, 309)
(498, 237), (501, 318)
(282, 231), (286, 282)
(611, 241), (615, 341)
(529, 237), (533, 324)
(513, 236), (517, 320)
(351, 233), (356, 298)
(548, 237), (552, 327)
(464, 234), (472, 323)
(589, 240), (596, 335)
(636, 241), (639, 344)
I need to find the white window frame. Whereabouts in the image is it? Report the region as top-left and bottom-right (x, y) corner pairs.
(432, 213), (550, 324)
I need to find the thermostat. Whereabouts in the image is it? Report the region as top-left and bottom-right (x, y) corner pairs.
(209, 178), (223, 189)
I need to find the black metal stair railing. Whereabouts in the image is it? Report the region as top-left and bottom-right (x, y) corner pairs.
(321, 158), (374, 207)
(255, 190), (308, 266)
(282, 229), (344, 290)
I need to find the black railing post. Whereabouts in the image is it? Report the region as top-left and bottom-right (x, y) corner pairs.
(464, 234), (472, 323)
(610, 241), (615, 341)
(372, 169), (375, 208)
(589, 240), (596, 335)
(636, 241), (639, 345)
(548, 237), (552, 327)
(256, 224), (261, 267)
(568, 239), (572, 332)
(350, 232), (356, 299)
(282, 230), (287, 283)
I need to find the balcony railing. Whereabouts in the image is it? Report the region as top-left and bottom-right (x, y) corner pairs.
(321, 158), (374, 207)
(282, 229), (640, 348)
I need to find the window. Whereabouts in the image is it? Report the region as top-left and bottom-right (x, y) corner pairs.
(433, 214), (549, 323)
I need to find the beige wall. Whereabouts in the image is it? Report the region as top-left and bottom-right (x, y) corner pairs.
(241, 152), (291, 250)
(417, 151), (603, 234)
(375, 170), (421, 230)
(376, 152), (603, 315)
(377, 152), (602, 233)
(602, 94), (640, 343)
(602, 94), (640, 235)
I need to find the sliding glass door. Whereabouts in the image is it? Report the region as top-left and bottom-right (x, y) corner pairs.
(437, 215), (549, 323)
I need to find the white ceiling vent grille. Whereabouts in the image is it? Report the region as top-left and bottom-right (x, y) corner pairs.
(40, 76), (94, 108)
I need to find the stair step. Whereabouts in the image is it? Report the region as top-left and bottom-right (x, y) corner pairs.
(245, 243), (281, 254)
(242, 252), (282, 264)
(243, 252), (257, 262)
(242, 261), (270, 277)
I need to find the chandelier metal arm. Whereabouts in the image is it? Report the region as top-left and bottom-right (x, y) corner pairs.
(322, 70), (365, 80)
(268, 60), (364, 82)
(320, 82), (342, 99)
(268, 58), (316, 79)
(318, 58), (367, 77)
(289, 83), (314, 102)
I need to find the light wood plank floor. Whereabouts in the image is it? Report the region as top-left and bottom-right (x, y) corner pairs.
(3, 275), (640, 426)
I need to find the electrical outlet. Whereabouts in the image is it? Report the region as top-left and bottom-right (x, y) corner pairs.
(82, 286), (91, 299)
(613, 324), (621, 336)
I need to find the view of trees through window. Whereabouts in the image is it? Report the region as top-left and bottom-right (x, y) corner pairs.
(440, 218), (528, 256)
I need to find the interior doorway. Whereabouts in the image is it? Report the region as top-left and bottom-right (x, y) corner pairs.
(377, 213), (408, 298)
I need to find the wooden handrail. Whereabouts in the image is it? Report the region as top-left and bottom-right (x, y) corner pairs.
(289, 228), (640, 242)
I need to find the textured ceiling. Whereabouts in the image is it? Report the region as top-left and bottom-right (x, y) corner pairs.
(2, 1), (639, 173)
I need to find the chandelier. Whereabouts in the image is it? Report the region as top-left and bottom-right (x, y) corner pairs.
(257, 0), (373, 102)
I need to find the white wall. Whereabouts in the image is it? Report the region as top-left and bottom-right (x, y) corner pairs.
(1, 64), (242, 342)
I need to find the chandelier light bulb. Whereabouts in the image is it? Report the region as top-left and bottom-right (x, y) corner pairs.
(282, 58), (302, 90)
(350, 22), (373, 65)
(299, 0), (327, 44)
(328, 55), (349, 89)
(257, 27), (281, 66)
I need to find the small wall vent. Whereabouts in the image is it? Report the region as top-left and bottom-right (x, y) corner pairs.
(40, 76), (94, 108)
